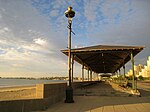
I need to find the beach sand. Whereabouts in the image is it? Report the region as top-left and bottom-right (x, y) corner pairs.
(0, 86), (36, 101)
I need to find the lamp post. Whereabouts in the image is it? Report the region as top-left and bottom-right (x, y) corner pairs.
(64, 6), (75, 103)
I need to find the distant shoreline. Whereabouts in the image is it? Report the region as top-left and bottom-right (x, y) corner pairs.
(0, 76), (79, 81)
(0, 77), (67, 80)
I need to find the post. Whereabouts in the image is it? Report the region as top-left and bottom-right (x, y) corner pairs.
(123, 65), (125, 78)
(119, 69), (121, 82)
(64, 6), (75, 103)
(68, 20), (72, 87)
(82, 65), (84, 81)
(71, 55), (74, 82)
(87, 68), (89, 81)
(131, 51), (136, 90)
(90, 70), (92, 81)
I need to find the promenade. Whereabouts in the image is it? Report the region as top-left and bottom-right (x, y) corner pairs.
(34, 81), (150, 112)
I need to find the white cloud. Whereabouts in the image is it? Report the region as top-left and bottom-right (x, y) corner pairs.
(0, 27), (9, 33)
(0, 47), (30, 61)
(33, 38), (47, 46)
(3, 27), (9, 31)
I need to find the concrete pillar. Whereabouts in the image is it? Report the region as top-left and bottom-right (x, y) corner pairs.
(82, 65), (84, 81)
(131, 51), (136, 90)
(119, 69), (121, 75)
(117, 70), (119, 77)
(123, 65), (125, 78)
(97, 73), (98, 81)
(90, 70), (92, 81)
(87, 68), (89, 81)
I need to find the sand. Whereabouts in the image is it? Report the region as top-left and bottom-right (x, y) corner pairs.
(0, 86), (36, 101)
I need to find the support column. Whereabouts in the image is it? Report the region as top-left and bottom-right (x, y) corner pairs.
(82, 65), (84, 81)
(97, 73), (98, 81)
(131, 51), (136, 90)
(117, 70), (119, 77)
(119, 69), (121, 75)
(123, 65), (125, 78)
(71, 55), (74, 82)
(90, 70), (92, 81)
(87, 68), (89, 81)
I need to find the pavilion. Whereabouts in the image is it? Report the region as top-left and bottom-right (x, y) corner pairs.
(61, 45), (144, 90)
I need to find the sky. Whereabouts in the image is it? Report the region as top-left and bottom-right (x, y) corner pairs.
(0, 0), (150, 78)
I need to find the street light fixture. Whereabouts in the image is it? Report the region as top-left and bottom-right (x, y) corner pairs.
(64, 6), (75, 103)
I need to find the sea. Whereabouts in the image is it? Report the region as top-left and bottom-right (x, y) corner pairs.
(0, 78), (67, 88)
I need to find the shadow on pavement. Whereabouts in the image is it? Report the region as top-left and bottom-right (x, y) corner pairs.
(42, 81), (150, 112)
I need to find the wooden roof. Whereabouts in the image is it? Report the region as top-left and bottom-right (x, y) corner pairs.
(61, 45), (144, 73)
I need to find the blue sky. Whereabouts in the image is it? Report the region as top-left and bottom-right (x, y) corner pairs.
(0, 0), (150, 77)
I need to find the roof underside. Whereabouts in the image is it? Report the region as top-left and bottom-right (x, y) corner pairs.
(61, 45), (144, 73)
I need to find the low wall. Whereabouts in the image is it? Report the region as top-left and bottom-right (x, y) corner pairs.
(36, 82), (67, 98)
(0, 82), (67, 112)
(0, 81), (98, 112)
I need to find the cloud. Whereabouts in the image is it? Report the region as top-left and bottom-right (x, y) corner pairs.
(0, 0), (150, 77)
(34, 38), (47, 46)
(0, 27), (9, 33)
(0, 0), (69, 76)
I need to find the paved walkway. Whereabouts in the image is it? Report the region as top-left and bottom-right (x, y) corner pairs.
(34, 81), (150, 112)
(74, 81), (130, 97)
(137, 81), (150, 97)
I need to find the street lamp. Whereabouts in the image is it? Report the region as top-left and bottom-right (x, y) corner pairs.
(64, 6), (75, 103)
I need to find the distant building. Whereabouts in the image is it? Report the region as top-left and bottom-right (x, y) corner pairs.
(134, 64), (143, 77)
(126, 69), (133, 77)
(126, 56), (150, 78)
(139, 56), (150, 77)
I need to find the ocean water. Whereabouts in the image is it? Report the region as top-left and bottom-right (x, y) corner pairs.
(0, 79), (66, 88)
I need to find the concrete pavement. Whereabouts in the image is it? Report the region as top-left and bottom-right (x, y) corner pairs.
(33, 81), (150, 112)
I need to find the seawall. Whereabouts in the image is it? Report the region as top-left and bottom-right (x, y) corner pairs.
(0, 82), (67, 112)
(0, 81), (97, 112)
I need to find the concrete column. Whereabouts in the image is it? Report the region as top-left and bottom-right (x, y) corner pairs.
(117, 70), (119, 77)
(119, 69), (121, 83)
(82, 65), (84, 81)
(119, 69), (121, 75)
(131, 51), (136, 90)
(87, 69), (89, 81)
(90, 70), (92, 81)
(123, 65), (125, 78)
(97, 73), (99, 81)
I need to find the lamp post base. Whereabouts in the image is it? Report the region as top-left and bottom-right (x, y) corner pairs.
(65, 86), (74, 103)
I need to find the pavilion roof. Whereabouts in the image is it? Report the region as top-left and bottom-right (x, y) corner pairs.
(61, 45), (144, 73)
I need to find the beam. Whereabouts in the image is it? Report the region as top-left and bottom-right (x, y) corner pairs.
(62, 49), (137, 54)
